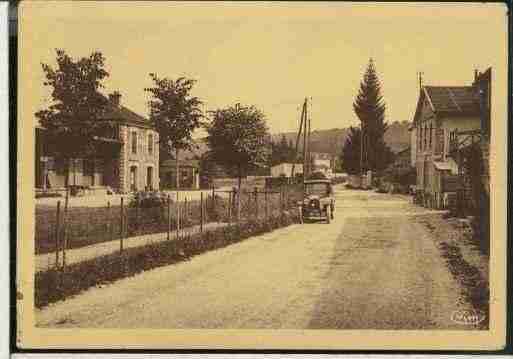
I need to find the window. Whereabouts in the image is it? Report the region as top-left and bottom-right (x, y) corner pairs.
(148, 133), (153, 155)
(429, 123), (433, 148)
(83, 159), (95, 177)
(131, 130), (137, 154)
(418, 125), (422, 150)
(424, 124), (427, 148)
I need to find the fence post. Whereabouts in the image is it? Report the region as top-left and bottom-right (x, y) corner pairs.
(176, 191), (180, 240)
(107, 201), (113, 242)
(200, 192), (204, 233)
(254, 187), (258, 219)
(211, 186), (216, 222)
(265, 189), (268, 220)
(280, 187), (284, 215)
(184, 197), (188, 238)
(167, 195), (171, 241)
(135, 197), (139, 233)
(62, 189), (69, 270)
(54, 200), (61, 269)
(237, 188), (241, 223)
(227, 191), (232, 223)
(120, 197), (124, 253)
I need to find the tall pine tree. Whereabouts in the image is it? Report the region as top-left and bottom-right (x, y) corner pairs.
(353, 58), (392, 173)
(341, 126), (362, 175)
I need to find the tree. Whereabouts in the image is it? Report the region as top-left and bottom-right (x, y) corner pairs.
(341, 126), (362, 175)
(35, 49), (111, 185)
(353, 58), (392, 173)
(145, 74), (203, 189)
(205, 103), (270, 192)
(269, 134), (296, 166)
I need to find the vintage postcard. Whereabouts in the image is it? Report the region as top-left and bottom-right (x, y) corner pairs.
(16, 1), (508, 350)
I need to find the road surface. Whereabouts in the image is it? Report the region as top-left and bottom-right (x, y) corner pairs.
(37, 187), (478, 329)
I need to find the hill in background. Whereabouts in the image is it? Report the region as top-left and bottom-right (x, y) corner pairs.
(271, 120), (411, 155)
(182, 120), (411, 161)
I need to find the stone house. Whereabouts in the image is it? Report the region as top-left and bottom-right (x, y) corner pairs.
(411, 69), (491, 208)
(35, 92), (160, 195)
(160, 158), (201, 190)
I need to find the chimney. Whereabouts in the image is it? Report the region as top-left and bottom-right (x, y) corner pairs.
(109, 91), (121, 108)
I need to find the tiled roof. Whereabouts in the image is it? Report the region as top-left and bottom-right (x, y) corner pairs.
(423, 86), (480, 115)
(99, 104), (153, 129)
(161, 159), (200, 168)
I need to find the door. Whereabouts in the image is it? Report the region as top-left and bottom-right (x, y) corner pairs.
(147, 166), (153, 191)
(130, 166), (137, 192)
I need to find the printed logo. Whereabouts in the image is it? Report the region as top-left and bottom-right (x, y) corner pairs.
(450, 309), (486, 325)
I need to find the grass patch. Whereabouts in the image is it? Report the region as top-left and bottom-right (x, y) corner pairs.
(438, 242), (489, 329)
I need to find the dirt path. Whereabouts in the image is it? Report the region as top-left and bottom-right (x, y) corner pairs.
(37, 188), (480, 329)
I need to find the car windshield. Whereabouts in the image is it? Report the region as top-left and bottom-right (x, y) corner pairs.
(305, 183), (330, 196)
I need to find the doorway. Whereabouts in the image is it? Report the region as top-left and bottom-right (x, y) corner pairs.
(130, 166), (137, 192)
(147, 166), (153, 191)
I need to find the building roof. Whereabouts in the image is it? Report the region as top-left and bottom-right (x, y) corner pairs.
(413, 85), (480, 125)
(99, 103), (154, 129)
(271, 163), (303, 170)
(396, 146), (410, 155)
(433, 158), (458, 175)
(424, 86), (480, 115)
(161, 159), (200, 168)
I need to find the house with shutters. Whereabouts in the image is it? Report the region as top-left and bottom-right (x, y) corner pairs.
(35, 92), (160, 195)
(411, 69), (491, 209)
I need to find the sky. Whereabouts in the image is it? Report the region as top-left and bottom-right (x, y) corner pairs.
(19, 1), (508, 136)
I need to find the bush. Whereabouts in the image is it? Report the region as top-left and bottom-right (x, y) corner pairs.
(36, 192), (62, 199)
(130, 190), (168, 208)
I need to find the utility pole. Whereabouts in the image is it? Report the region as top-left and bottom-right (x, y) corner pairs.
(307, 97), (312, 177)
(303, 97), (308, 179)
(291, 101), (306, 179)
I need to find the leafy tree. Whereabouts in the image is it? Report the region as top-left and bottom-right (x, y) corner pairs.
(205, 103), (270, 191)
(35, 49), (111, 185)
(341, 126), (362, 175)
(145, 74), (203, 189)
(269, 134), (296, 166)
(353, 58), (392, 173)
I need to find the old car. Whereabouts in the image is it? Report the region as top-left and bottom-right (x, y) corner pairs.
(299, 179), (335, 223)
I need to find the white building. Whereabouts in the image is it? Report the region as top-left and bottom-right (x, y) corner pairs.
(271, 163), (303, 178)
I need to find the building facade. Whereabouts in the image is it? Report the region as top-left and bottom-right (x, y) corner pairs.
(411, 70), (490, 208)
(35, 93), (159, 195)
(160, 159), (201, 189)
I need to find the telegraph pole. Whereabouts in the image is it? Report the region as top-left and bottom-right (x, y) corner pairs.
(307, 97), (312, 177)
(291, 101), (306, 179)
(303, 98), (308, 179)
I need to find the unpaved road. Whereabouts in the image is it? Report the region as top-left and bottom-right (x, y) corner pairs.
(37, 187), (478, 329)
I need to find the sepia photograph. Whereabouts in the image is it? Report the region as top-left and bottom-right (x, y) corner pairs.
(16, 1), (508, 350)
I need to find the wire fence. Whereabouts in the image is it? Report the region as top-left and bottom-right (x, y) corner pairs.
(36, 186), (303, 270)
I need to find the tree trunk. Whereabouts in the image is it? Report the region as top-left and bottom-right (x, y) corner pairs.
(175, 148), (180, 190)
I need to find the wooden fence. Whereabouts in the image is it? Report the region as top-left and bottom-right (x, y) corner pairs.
(38, 186), (302, 270)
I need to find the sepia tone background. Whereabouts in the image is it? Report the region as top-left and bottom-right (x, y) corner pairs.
(17, 1), (508, 349)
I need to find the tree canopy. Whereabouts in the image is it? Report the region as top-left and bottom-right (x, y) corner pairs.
(205, 103), (270, 187)
(352, 58), (393, 172)
(269, 134), (296, 166)
(35, 49), (111, 158)
(145, 74), (203, 163)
